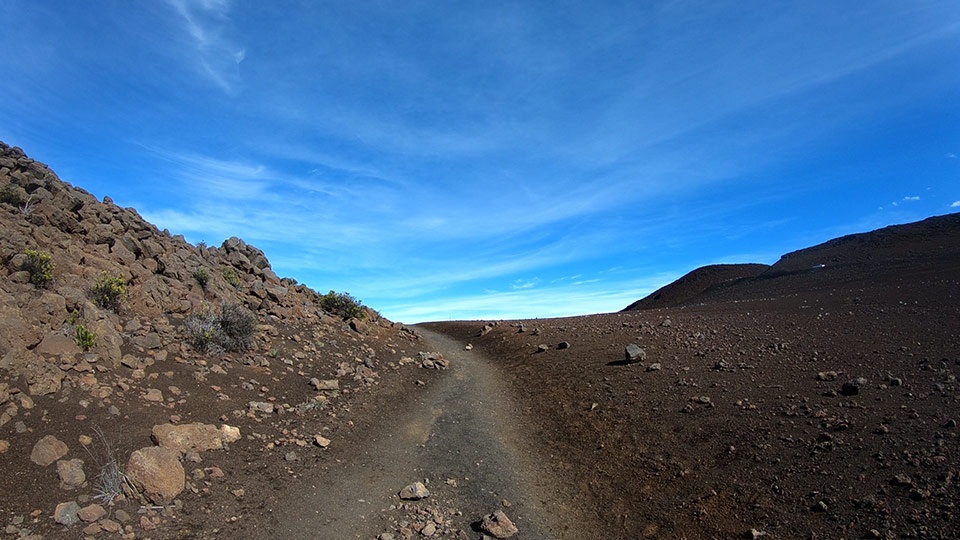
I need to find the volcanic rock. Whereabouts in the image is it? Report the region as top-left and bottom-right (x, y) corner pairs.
(35, 333), (80, 357)
(399, 481), (430, 500)
(54, 501), (81, 526)
(56, 458), (86, 489)
(152, 422), (224, 453)
(126, 446), (185, 504)
(624, 344), (645, 364)
(479, 510), (518, 538)
(311, 378), (339, 391)
(77, 503), (106, 523)
(221, 424), (242, 444)
(31, 435), (68, 466)
(840, 377), (868, 396)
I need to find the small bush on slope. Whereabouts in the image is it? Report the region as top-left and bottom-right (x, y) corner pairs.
(22, 249), (54, 287)
(319, 290), (365, 320)
(91, 273), (127, 312)
(193, 267), (210, 290)
(74, 325), (96, 351)
(185, 303), (257, 353)
(222, 267), (241, 289)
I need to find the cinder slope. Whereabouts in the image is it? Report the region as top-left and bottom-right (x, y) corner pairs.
(625, 212), (960, 309)
(622, 263), (769, 311)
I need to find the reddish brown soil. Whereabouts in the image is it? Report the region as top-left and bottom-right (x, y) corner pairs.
(423, 213), (960, 539)
(0, 314), (432, 539)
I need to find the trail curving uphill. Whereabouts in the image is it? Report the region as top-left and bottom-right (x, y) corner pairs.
(267, 327), (573, 539)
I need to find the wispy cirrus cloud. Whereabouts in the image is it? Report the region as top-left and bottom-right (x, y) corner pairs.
(165, 0), (245, 94)
(8, 1), (958, 323)
(383, 272), (680, 323)
(511, 278), (541, 290)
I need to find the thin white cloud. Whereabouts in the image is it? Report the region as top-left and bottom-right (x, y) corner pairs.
(9, 1), (954, 327)
(385, 286), (642, 323)
(165, 0), (245, 94)
(135, 146), (626, 301)
(951, 201), (960, 208)
(891, 195), (921, 208)
(381, 270), (684, 323)
(511, 278), (541, 291)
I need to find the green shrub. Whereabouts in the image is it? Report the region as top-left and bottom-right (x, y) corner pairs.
(320, 290), (365, 320)
(74, 325), (96, 351)
(0, 184), (25, 206)
(185, 303), (257, 353)
(193, 268), (210, 290)
(222, 267), (241, 289)
(22, 249), (54, 287)
(91, 273), (127, 311)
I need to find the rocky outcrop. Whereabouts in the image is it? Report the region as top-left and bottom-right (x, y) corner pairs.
(0, 141), (399, 405)
(0, 142), (420, 537)
(0, 142), (350, 373)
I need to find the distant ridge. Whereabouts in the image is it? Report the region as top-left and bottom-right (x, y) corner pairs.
(624, 212), (960, 310)
(622, 264), (769, 311)
(767, 212), (960, 273)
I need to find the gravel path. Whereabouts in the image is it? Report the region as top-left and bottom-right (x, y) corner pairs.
(267, 327), (564, 539)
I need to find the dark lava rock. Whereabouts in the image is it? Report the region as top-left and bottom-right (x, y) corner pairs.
(840, 377), (868, 396)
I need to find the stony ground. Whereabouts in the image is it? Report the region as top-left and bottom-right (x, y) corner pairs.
(423, 245), (960, 539)
(0, 142), (452, 539)
(0, 296), (435, 539)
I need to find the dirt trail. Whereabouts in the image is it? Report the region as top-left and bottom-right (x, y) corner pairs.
(266, 327), (569, 539)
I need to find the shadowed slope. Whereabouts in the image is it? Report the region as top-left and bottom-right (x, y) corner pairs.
(625, 212), (960, 310)
(623, 264), (769, 311)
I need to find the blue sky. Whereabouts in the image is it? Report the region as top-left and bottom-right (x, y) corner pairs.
(1, 1), (958, 323)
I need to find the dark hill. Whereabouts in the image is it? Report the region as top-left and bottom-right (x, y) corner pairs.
(769, 212), (960, 273)
(622, 263), (769, 311)
(625, 212), (960, 310)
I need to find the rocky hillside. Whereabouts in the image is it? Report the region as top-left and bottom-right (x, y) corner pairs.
(0, 142), (432, 539)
